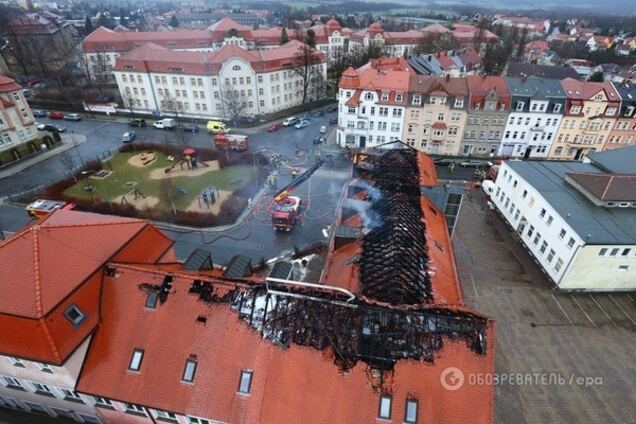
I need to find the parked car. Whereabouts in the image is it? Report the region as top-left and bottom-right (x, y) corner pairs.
(31, 109), (47, 117)
(153, 118), (176, 129)
(433, 157), (455, 166)
(459, 159), (488, 168)
(294, 119), (309, 129)
(327, 105), (338, 113)
(310, 110), (324, 117)
(64, 113), (82, 121)
(38, 123), (66, 133)
(319, 125), (327, 134)
(267, 122), (283, 132)
(298, 113), (310, 121)
(128, 119), (146, 127)
(122, 131), (136, 143)
(329, 117), (338, 125)
(21, 88), (33, 98)
(313, 136), (326, 144)
(282, 117), (298, 127)
(180, 124), (199, 133)
(48, 111), (64, 120)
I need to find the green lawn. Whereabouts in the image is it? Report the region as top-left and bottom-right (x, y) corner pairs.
(63, 151), (257, 212)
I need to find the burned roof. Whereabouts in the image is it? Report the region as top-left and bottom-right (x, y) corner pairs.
(355, 149), (432, 305)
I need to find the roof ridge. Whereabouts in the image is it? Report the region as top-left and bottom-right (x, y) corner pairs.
(32, 226), (44, 317)
(44, 219), (146, 229)
(39, 317), (62, 363)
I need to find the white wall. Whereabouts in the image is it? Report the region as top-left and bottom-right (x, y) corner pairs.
(560, 245), (636, 291)
(500, 105), (562, 158)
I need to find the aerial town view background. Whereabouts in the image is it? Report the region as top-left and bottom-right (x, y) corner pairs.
(0, 0), (634, 423)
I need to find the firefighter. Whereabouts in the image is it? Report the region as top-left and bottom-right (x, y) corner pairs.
(448, 161), (455, 174)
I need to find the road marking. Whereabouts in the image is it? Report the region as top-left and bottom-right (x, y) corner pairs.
(570, 295), (596, 327)
(551, 294), (574, 325)
(590, 295), (615, 326)
(608, 294), (636, 326)
(627, 294), (635, 304)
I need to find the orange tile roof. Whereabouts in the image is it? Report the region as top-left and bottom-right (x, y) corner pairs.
(0, 210), (148, 318)
(77, 264), (494, 424)
(0, 76), (21, 93)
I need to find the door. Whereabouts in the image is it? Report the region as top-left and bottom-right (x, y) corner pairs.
(359, 136), (366, 148)
(574, 148), (584, 160)
(524, 146), (532, 159)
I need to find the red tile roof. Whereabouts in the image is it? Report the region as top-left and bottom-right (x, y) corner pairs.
(0, 210), (148, 318)
(0, 76), (21, 93)
(409, 75), (469, 97)
(561, 77), (620, 101)
(77, 264), (494, 424)
(466, 75), (511, 110)
(114, 40), (324, 75)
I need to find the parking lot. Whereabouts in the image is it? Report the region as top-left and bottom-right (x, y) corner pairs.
(453, 189), (636, 424)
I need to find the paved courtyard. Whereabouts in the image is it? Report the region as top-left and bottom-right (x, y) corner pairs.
(453, 188), (636, 424)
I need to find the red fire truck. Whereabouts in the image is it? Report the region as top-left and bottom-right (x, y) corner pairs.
(214, 134), (249, 151)
(25, 199), (75, 219)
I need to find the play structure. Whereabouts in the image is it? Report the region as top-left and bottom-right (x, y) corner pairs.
(196, 186), (220, 209)
(164, 147), (210, 174)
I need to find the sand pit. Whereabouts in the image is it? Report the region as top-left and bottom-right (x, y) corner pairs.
(114, 193), (160, 209)
(185, 190), (232, 215)
(128, 152), (157, 168)
(150, 160), (220, 179)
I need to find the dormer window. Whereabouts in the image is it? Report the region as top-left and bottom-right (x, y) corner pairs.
(454, 98), (464, 108)
(516, 102), (524, 111)
(395, 93), (403, 102)
(570, 105), (581, 114)
(626, 106), (635, 116)
(553, 103), (562, 113)
(381, 92), (389, 101)
(605, 107), (616, 116)
(364, 92), (374, 100)
(63, 305), (85, 327)
(531, 103), (538, 111)
(412, 94), (421, 105)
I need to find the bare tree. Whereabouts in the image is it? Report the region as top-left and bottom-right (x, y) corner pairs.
(163, 92), (186, 145)
(122, 91), (138, 115)
(293, 42), (324, 104)
(219, 84), (246, 124)
(158, 176), (178, 216)
(59, 151), (77, 182)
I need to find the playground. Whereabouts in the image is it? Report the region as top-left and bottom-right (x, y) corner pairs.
(62, 148), (260, 216)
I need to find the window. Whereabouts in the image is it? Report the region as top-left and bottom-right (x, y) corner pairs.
(570, 105), (581, 114)
(547, 249), (555, 263)
(381, 92), (389, 101)
(533, 233), (541, 245)
(598, 248), (608, 256)
(155, 410), (178, 421)
(539, 208), (546, 218)
(395, 94), (403, 102)
(63, 305), (85, 327)
(546, 216), (553, 226)
(79, 415), (101, 424)
(516, 102), (524, 111)
(60, 389), (84, 403)
(567, 238), (575, 249)
(145, 292), (158, 309)
(553, 104), (562, 113)
(618, 265), (630, 271)
(610, 248), (620, 256)
(555, 258), (564, 272)
(7, 357), (24, 368)
(527, 225), (535, 238)
(540, 241), (548, 254)
(125, 403), (147, 416)
(30, 382), (54, 396)
(622, 248), (631, 256)
(24, 402), (48, 414)
(238, 370), (252, 394)
(559, 229), (566, 239)
(378, 395), (392, 419)
(37, 363), (54, 373)
(188, 417), (213, 424)
(1, 376), (23, 390)
(182, 358), (197, 383)
(405, 399), (418, 423)
(93, 396), (113, 408)
(129, 349), (144, 371)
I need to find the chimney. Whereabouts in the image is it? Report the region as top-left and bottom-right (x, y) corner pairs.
(446, 74), (451, 82)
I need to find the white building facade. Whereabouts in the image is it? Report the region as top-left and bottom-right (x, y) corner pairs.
(113, 41), (326, 119)
(0, 76), (40, 165)
(499, 77), (565, 158)
(492, 158), (636, 291)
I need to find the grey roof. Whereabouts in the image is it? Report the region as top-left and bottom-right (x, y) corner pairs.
(507, 159), (636, 244)
(183, 248), (213, 270)
(507, 63), (580, 81)
(408, 55), (445, 76)
(505, 76), (566, 99)
(223, 254), (252, 278)
(587, 145), (636, 174)
(611, 82), (636, 105)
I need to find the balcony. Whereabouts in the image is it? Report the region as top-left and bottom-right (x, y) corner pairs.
(529, 126), (545, 132)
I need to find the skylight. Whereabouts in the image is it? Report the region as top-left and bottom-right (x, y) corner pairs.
(182, 358), (197, 383)
(128, 349), (144, 372)
(145, 292), (158, 309)
(63, 305), (86, 327)
(379, 395), (392, 419)
(238, 370), (252, 394)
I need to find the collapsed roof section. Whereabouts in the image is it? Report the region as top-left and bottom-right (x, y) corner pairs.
(355, 149), (432, 305)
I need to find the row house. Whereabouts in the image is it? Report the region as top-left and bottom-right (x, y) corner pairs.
(0, 76), (40, 166)
(113, 40), (326, 119)
(460, 76), (511, 157)
(605, 82), (636, 150)
(500, 76), (566, 159)
(337, 58), (412, 149)
(403, 76), (468, 156)
(549, 78), (620, 160)
(347, 22), (424, 58)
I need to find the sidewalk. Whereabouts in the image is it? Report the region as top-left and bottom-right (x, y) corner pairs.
(0, 134), (87, 179)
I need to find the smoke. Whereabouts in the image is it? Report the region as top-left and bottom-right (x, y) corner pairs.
(343, 198), (382, 232)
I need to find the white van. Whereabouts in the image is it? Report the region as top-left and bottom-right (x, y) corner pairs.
(153, 118), (176, 129)
(319, 125), (327, 134)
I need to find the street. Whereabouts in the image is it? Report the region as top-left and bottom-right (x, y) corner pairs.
(0, 110), (350, 265)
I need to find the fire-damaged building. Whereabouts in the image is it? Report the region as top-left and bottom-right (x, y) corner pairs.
(0, 149), (494, 424)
